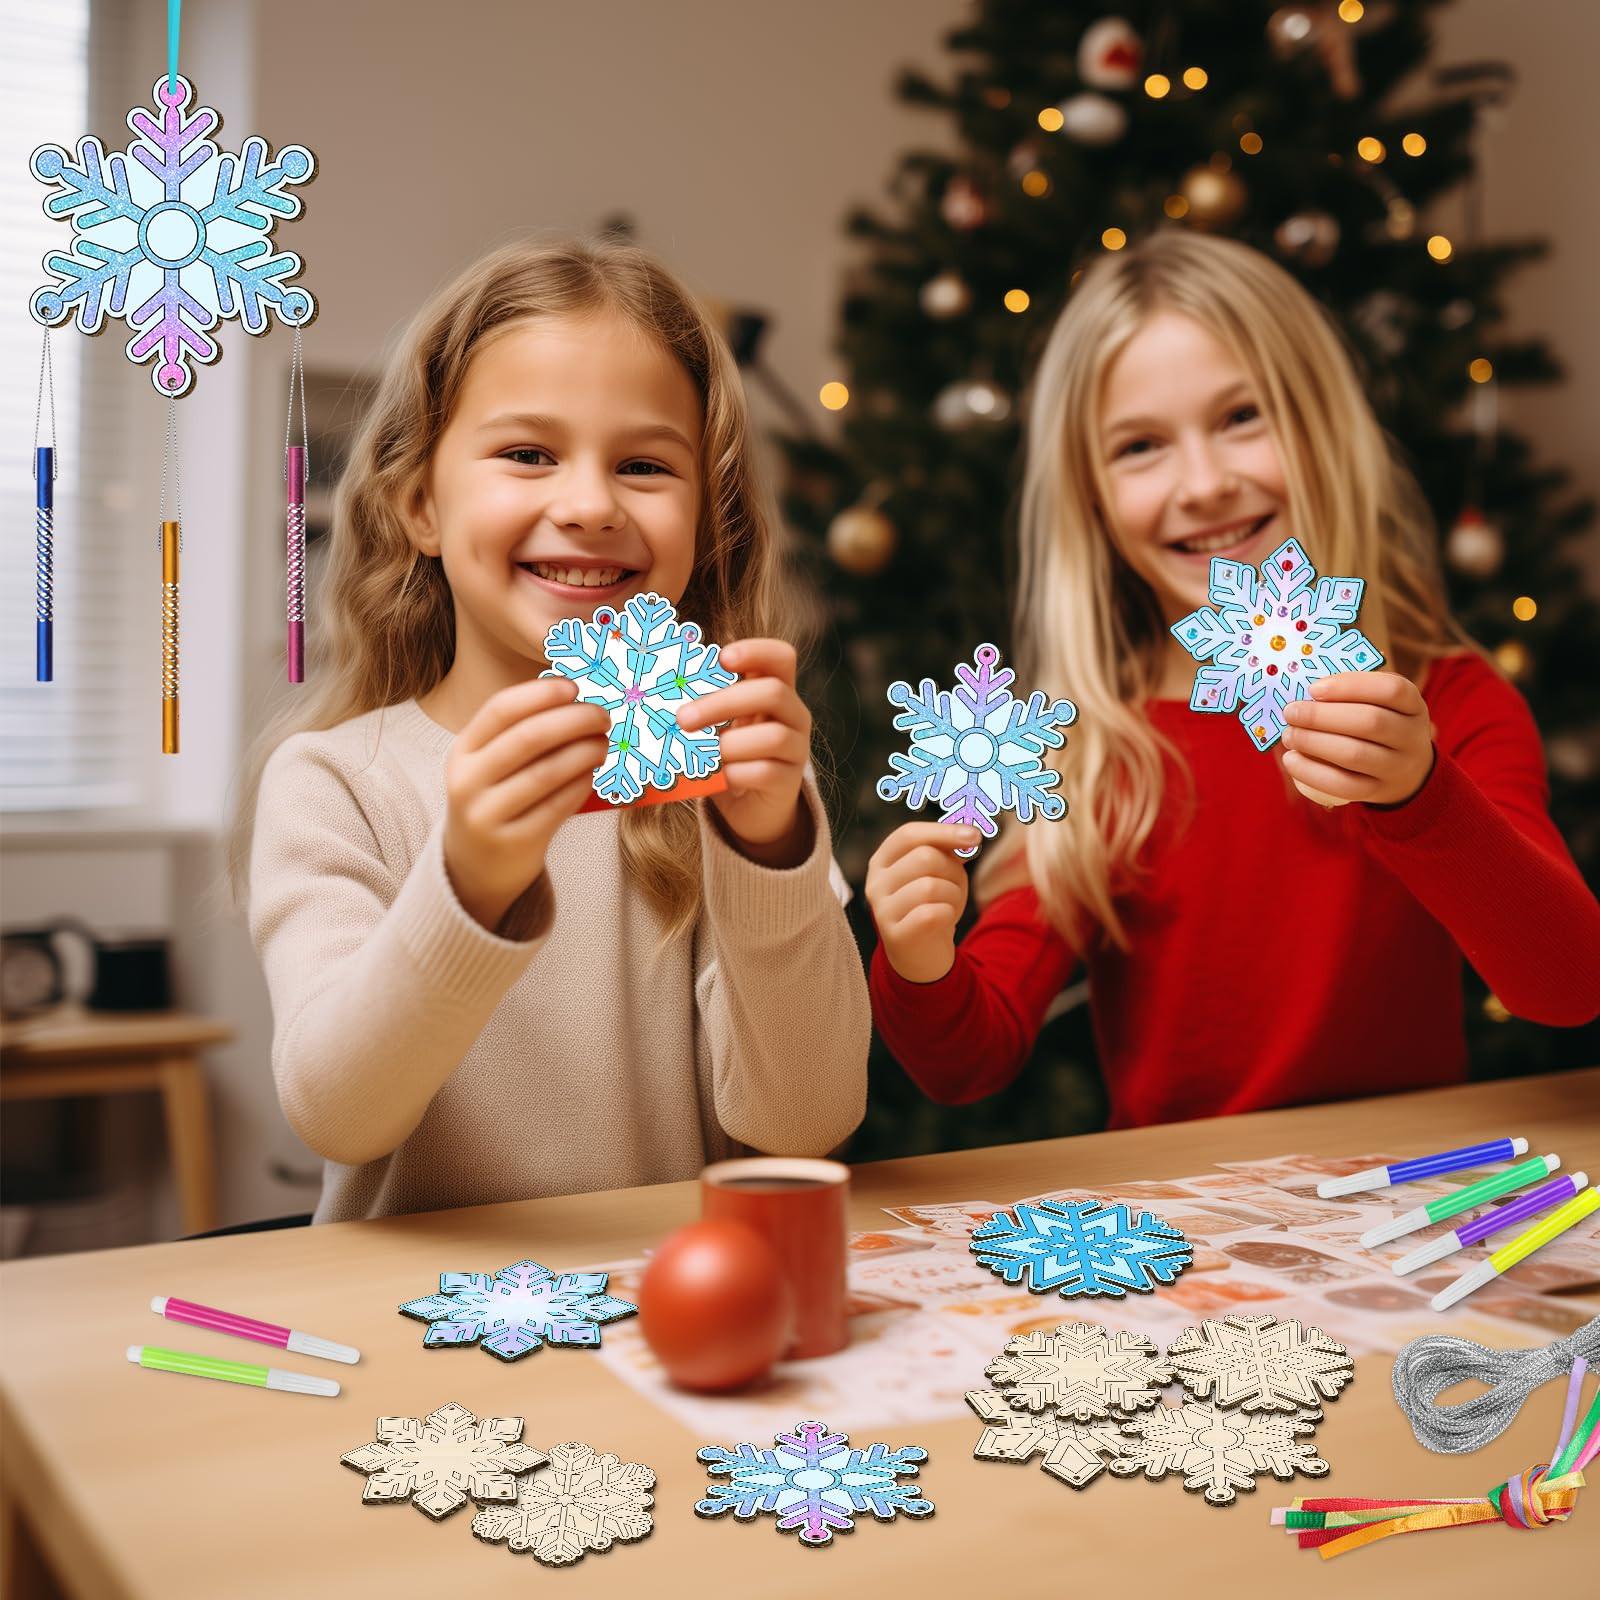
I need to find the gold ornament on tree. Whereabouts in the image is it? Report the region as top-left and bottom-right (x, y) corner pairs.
(827, 490), (897, 576)
(1180, 164), (1248, 228)
(1274, 211), (1341, 267)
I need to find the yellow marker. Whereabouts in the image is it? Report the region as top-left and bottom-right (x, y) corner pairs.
(1431, 1186), (1600, 1310)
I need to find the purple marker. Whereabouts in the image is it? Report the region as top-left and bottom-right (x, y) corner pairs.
(1392, 1170), (1587, 1275)
(1316, 1137), (1527, 1199)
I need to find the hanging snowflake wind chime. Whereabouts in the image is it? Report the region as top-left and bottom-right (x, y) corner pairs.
(27, 1), (318, 746)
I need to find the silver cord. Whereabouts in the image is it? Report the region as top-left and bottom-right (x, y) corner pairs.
(1391, 1315), (1600, 1455)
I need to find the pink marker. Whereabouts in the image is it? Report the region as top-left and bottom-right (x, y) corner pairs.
(151, 1296), (359, 1364)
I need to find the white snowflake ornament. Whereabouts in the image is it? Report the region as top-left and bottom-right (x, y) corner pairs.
(340, 1401), (544, 1520)
(878, 642), (1077, 857)
(472, 1441), (655, 1566)
(1170, 537), (1383, 751)
(542, 592), (735, 805)
(1110, 1399), (1329, 1506)
(983, 1322), (1172, 1421)
(970, 1200), (1192, 1298)
(399, 1258), (636, 1361)
(29, 74), (314, 396)
(1165, 1314), (1354, 1413)
(967, 1389), (1126, 1489)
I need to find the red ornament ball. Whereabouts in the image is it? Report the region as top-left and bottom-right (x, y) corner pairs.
(638, 1219), (792, 1392)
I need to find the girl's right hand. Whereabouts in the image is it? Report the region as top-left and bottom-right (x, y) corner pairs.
(443, 678), (610, 932)
(866, 822), (982, 983)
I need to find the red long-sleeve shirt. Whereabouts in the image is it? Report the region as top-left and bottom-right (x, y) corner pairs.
(871, 654), (1600, 1127)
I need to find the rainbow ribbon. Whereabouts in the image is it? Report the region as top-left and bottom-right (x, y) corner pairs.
(1274, 1356), (1599, 1558)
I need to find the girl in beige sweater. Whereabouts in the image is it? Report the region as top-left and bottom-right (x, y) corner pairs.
(234, 240), (869, 1223)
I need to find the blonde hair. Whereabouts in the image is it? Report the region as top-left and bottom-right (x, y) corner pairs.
(980, 228), (1467, 945)
(229, 237), (806, 936)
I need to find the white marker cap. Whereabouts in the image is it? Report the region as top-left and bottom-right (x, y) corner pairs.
(1431, 1258), (1496, 1312)
(150, 1296), (168, 1315)
(1393, 1232), (1461, 1275)
(287, 1330), (360, 1364)
(265, 1367), (340, 1397)
(1361, 1206), (1428, 1248)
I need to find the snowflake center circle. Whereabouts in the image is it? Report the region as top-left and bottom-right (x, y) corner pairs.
(790, 1467), (839, 1491)
(955, 728), (999, 771)
(139, 202), (206, 269)
(1196, 1421), (1245, 1450)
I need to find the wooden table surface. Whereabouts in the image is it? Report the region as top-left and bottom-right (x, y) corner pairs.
(4, 1070), (1598, 1599)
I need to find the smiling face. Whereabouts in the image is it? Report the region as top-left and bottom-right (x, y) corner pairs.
(1098, 310), (1289, 623)
(410, 310), (702, 713)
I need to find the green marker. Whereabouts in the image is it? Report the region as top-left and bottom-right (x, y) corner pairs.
(1359, 1153), (1559, 1248)
(126, 1344), (340, 1397)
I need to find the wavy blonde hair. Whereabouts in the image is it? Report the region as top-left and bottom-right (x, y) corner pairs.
(229, 238), (805, 936)
(979, 228), (1467, 946)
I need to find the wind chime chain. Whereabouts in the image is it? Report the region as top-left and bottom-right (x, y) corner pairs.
(159, 398), (183, 549)
(284, 326), (309, 473)
(33, 330), (58, 474)
(1391, 1316), (1600, 1455)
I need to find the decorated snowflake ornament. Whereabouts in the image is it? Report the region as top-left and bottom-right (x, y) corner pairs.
(542, 592), (735, 804)
(695, 1420), (934, 1548)
(399, 1258), (636, 1361)
(1109, 1399), (1329, 1506)
(472, 1441), (655, 1566)
(966, 1389), (1126, 1489)
(877, 642), (1076, 858)
(983, 1322), (1172, 1421)
(29, 74), (314, 396)
(1165, 1314), (1354, 1413)
(1170, 537), (1383, 751)
(340, 1401), (544, 1520)
(970, 1200), (1192, 1298)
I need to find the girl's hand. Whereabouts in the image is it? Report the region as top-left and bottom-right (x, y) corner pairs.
(1281, 670), (1435, 807)
(866, 822), (983, 983)
(443, 678), (610, 931)
(678, 638), (815, 868)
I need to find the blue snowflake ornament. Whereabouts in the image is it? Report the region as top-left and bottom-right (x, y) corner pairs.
(29, 74), (314, 397)
(970, 1200), (1192, 1299)
(542, 592), (735, 805)
(696, 1420), (933, 1548)
(1170, 537), (1383, 752)
(878, 642), (1077, 857)
(399, 1259), (636, 1362)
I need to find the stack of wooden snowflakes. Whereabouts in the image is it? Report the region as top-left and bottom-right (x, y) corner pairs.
(968, 1313), (1353, 1506)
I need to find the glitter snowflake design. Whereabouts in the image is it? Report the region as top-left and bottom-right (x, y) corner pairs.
(340, 1402), (544, 1520)
(1170, 537), (1383, 751)
(984, 1323), (1172, 1422)
(1165, 1314), (1354, 1413)
(967, 1389), (1127, 1489)
(472, 1441), (655, 1566)
(1109, 1399), (1329, 1506)
(877, 642), (1077, 858)
(970, 1200), (1192, 1298)
(695, 1420), (934, 1548)
(542, 592), (735, 804)
(399, 1259), (636, 1362)
(29, 74), (314, 397)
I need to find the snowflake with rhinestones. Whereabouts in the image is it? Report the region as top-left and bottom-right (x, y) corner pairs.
(967, 1389), (1127, 1489)
(340, 1402), (544, 1520)
(984, 1322), (1172, 1421)
(542, 592), (735, 805)
(1109, 1399), (1329, 1506)
(29, 74), (314, 397)
(1170, 537), (1383, 752)
(472, 1441), (655, 1566)
(970, 1200), (1192, 1298)
(1165, 1314), (1354, 1413)
(399, 1258), (636, 1362)
(695, 1420), (934, 1548)
(877, 642), (1076, 858)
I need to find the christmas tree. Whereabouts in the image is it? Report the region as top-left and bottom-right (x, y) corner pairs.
(781, 0), (1600, 1160)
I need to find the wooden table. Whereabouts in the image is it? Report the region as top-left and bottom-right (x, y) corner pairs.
(3, 1070), (1597, 1599)
(0, 1008), (231, 1236)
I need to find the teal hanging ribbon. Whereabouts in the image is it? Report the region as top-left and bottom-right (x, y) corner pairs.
(167, 0), (181, 92)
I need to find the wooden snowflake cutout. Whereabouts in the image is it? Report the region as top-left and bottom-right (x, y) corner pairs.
(1109, 1400), (1329, 1506)
(983, 1322), (1172, 1422)
(472, 1441), (655, 1567)
(967, 1389), (1126, 1489)
(1165, 1314), (1353, 1412)
(340, 1401), (544, 1520)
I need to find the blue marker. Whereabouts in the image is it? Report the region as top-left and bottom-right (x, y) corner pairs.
(1315, 1137), (1528, 1199)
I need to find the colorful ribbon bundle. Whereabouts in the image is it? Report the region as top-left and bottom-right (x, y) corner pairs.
(1272, 1355), (1598, 1557)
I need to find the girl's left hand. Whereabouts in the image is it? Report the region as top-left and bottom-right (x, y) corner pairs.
(1281, 670), (1435, 807)
(678, 638), (814, 867)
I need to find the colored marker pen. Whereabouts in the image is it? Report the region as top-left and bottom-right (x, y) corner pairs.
(1361, 1153), (1559, 1248)
(127, 1344), (340, 1397)
(1317, 1137), (1527, 1199)
(1394, 1170), (1587, 1274)
(1431, 1186), (1600, 1310)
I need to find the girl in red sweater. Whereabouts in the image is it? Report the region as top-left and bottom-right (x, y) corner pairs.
(867, 230), (1600, 1127)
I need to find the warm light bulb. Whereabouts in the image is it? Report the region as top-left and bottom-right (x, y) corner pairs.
(1101, 228), (1127, 251)
(1469, 358), (1493, 383)
(1144, 73), (1171, 99)
(1240, 132), (1263, 155)
(1427, 234), (1453, 261)
(1338, 0), (1365, 21)
(1163, 194), (1190, 219)
(1037, 106), (1064, 132)
(1183, 66), (1208, 91)
(1512, 595), (1538, 622)
(1402, 132), (1427, 156)
(1357, 136), (1386, 163)
(1004, 289), (1030, 313)
(819, 382), (849, 411)
(1021, 170), (1050, 197)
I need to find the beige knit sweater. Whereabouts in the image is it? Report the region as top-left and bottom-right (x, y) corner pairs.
(248, 699), (870, 1223)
